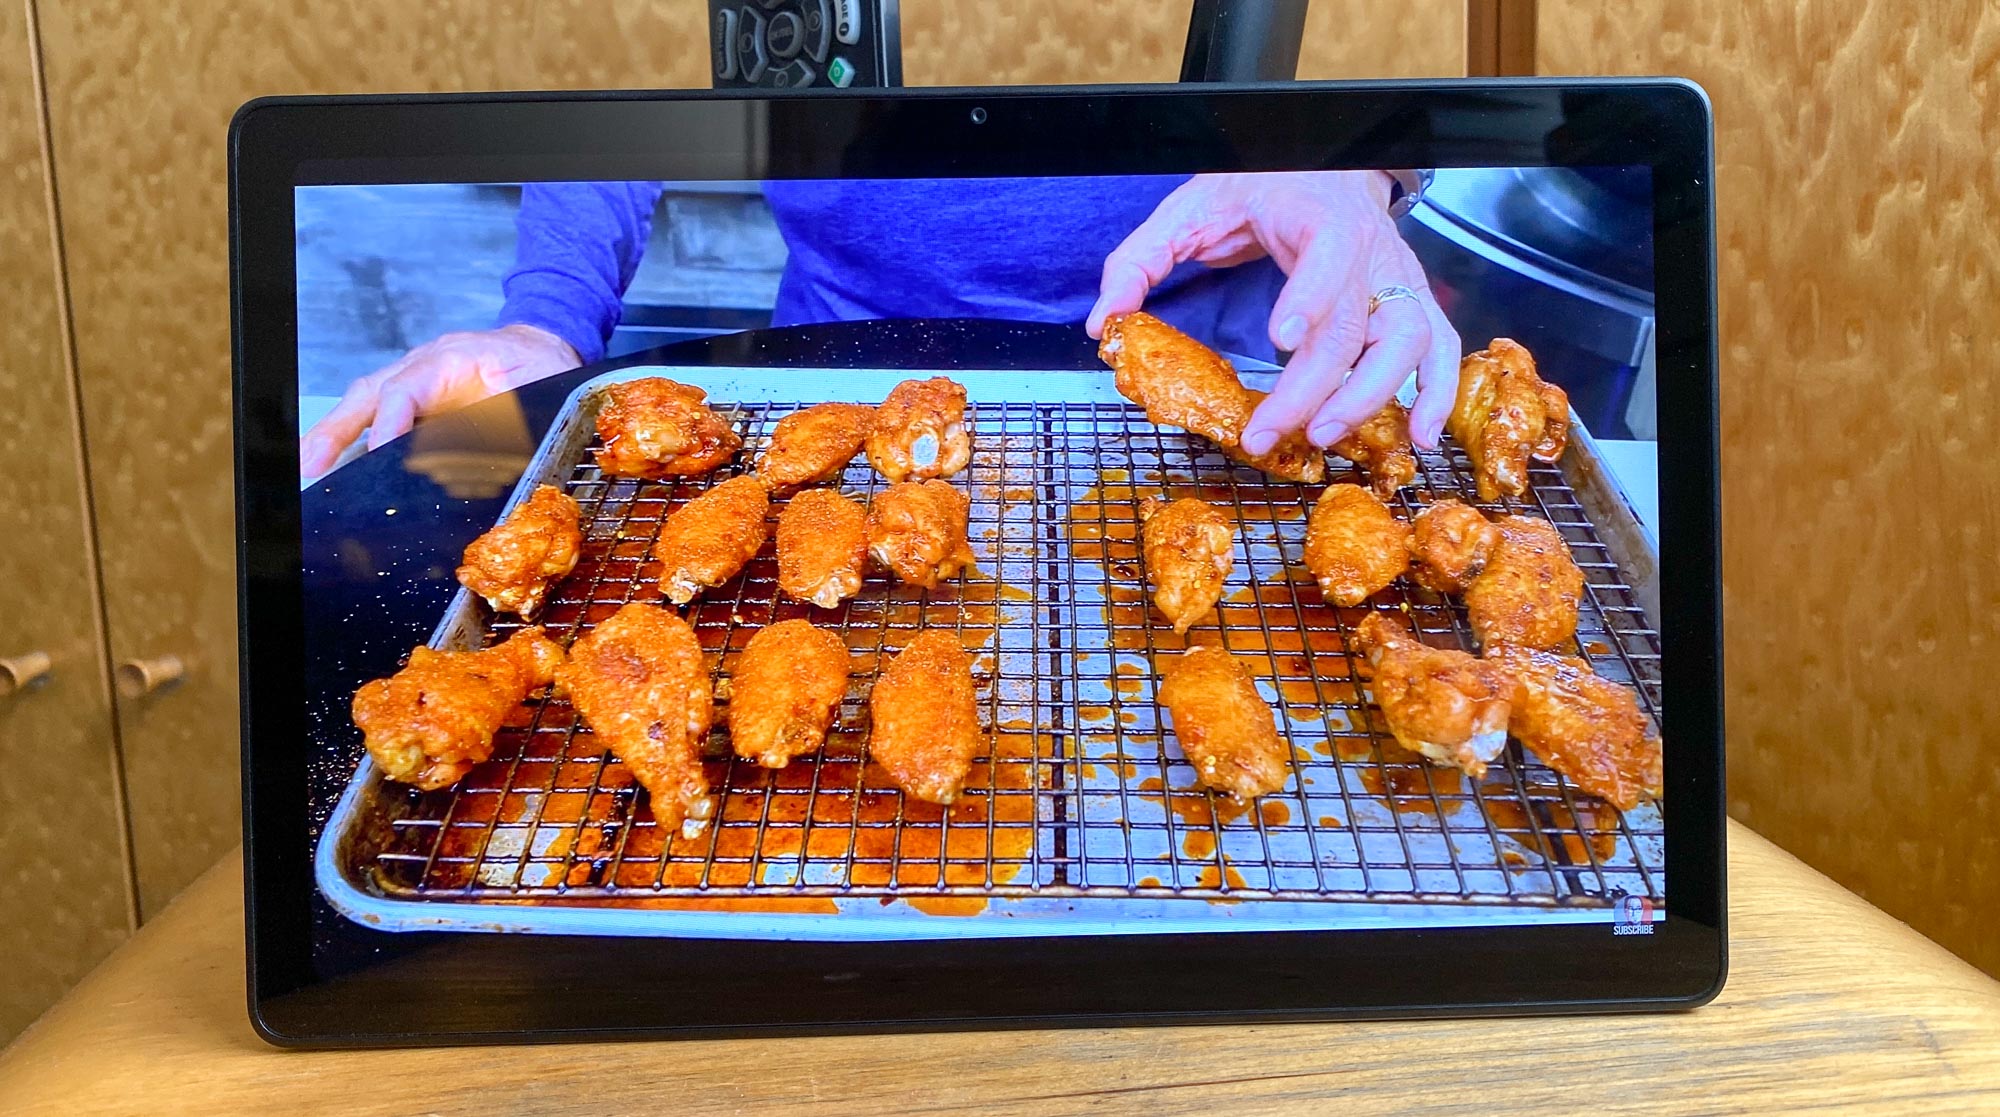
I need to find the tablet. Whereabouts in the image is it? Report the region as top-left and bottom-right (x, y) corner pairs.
(232, 80), (1724, 1046)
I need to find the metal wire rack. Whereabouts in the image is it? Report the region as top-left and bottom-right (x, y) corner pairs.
(361, 396), (1664, 911)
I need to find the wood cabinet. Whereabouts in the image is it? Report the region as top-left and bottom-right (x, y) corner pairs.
(0, 0), (133, 1043)
(1539, 0), (2000, 977)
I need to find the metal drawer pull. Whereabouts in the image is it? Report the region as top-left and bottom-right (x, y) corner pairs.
(115, 655), (184, 699)
(0, 651), (53, 697)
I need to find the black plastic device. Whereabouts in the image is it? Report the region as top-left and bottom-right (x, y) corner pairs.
(232, 80), (1725, 1047)
(709, 0), (901, 89)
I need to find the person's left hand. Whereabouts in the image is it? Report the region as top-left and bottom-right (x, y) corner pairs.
(1086, 171), (1459, 452)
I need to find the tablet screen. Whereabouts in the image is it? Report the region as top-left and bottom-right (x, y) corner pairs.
(294, 168), (1664, 952)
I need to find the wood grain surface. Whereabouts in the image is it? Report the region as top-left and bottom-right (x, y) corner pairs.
(1540, 1), (2000, 979)
(0, 0), (133, 1045)
(3, 825), (1999, 1114)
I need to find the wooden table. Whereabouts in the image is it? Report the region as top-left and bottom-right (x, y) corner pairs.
(3, 823), (1997, 1115)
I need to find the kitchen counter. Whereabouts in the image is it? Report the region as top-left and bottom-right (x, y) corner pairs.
(4, 823), (1998, 1114)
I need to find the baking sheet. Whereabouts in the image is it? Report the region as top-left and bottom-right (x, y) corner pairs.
(315, 366), (1664, 939)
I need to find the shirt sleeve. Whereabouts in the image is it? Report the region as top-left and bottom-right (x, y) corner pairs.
(497, 181), (667, 364)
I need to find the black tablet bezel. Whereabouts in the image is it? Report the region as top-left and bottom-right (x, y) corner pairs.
(233, 79), (1723, 1047)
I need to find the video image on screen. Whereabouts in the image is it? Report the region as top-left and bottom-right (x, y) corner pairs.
(298, 169), (1663, 943)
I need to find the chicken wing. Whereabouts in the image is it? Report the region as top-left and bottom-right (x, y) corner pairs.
(351, 626), (564, 790)
(868, 630), (983, 804)
(556, 602), (716, 835)
(1139, 496), (1234, 634)
(454, 484), (582, 618)
(593, 377), (743, 479)
(866, 480), (976, 589)
(1156, 645), (1288, 799)
(1356, 613), (1511, 778)
(652, 474), (770, 604)
(1464, 515), (1583, 650)
(1099, 311), (1249, 445)
(1099, 312), (1326, 483)
(1303, 483), (1411, 606)
(1485, 644), (1662, 811)
(727, 619), (851, 768)
(777, 488), (869, 608)
(1445, 339), (1571, 501)
(1331, 400), (1419, 498)
(756, 402), (875, 492)
(866, 378), (971, 482)
(1407, 499), (1501, 594)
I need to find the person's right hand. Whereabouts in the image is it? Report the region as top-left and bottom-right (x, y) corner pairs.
(300, 324), (581, 478)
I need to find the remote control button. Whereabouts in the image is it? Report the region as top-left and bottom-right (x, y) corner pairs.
(712, 6), (739, 80)
(832, 0), (862, 45)
(765, 10), (803, 59)
(800, 0), (832, 62)
(827, 55), (855, 87)
(768, 58), (816, 88)
(736, 5), (769, 83)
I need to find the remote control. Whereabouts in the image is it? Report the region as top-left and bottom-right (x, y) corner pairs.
(709, 0), (901, 90)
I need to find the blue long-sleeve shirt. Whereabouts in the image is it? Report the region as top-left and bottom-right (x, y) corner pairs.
(499, 178), (1287, 365)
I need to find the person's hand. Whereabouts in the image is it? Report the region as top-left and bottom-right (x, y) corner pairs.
(1086, 171), (1459, 453)
(300, 324), (581, 477)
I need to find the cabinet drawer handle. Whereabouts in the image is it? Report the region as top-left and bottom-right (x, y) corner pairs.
(0, 651), (53, 697)
(116, 655), (185, 699)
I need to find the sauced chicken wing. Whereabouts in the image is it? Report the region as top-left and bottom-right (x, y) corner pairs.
(866, 378), (971, 482)
(866, 480), (975, 589)
(868, 630), (983, 804)
(1407, 499), (1501, 594)
(756, 402), (875, 492)
(556, 602), (715, 835)
(727, 619), (851, 768)
(1446, 339), (1571, 501)
(1464, 515), (1583, 650)
(1099, 312), (1249, 445)
(454, 484), (582, 618)
(593, 378), (742, 479)
(1099, 313), (1326, 483)
(1139, 496), (1234, 634)
(1303, 483), (1411, 607)
(1156, 645), (1289, 799)
(1331, 400), (1419, 498)
(1486, 644), (1662, 811)
(652, 474), (770, 604)
(1356, 613), (1511, 779)
(352, 626), (564, 790)
(776, 488), (869, 608)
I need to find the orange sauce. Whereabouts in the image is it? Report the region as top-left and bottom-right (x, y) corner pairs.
(1479, 792), (1619, 863)
(1196, 861), (1248, 900)
(1358, 764), (1465, 815)
(1335, 738), (1376, 762)
(1112, 663), (1148, 698)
